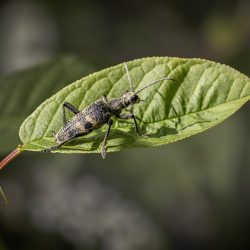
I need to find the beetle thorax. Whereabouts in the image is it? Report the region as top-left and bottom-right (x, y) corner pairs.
(108, 91), (139, 112)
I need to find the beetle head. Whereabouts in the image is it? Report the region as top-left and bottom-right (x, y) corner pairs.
(122, 91), (140, 105)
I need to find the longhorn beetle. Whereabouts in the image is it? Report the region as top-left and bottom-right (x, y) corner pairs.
(42, 63), (174, 158)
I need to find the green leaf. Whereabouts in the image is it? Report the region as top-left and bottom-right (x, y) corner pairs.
(19, 57), (250, 154)
(0, 56), (94, 152)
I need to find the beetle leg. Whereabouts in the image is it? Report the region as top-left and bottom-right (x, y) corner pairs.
(117, 113), (148, 137)
(170, 104), (181, 129)
(41, 141), (67, 152)
(62, 102), (80, 125)
(101, 119), (113, 159)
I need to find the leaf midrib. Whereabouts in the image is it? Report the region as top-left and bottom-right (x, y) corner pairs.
(22, 94), (249, 147)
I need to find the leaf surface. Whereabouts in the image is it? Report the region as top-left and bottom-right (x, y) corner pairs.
(19, 57), (250, 154)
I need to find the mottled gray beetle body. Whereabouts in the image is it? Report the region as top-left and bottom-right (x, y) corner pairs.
(56, 99), (111, 143)
(43, 63), (174, 158)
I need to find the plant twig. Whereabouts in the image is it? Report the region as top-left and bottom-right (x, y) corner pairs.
(0, 186), (8, 207)
(0, 147), (22, 170)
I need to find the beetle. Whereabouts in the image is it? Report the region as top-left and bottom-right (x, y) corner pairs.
(42, 63), (174, 158)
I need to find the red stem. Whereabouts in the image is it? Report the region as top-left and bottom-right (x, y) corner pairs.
(0, 147), (22, 170)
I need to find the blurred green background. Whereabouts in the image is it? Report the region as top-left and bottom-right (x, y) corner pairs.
(0, 0), (250, 250)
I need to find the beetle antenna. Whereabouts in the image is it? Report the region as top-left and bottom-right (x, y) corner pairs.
(135, 78), (175, 94)
(124, 63), (134, 92)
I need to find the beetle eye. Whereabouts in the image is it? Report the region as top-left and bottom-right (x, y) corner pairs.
(130, 95), (138, 103)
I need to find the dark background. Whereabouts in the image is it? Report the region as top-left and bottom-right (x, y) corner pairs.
(0, 0), (250, 250)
